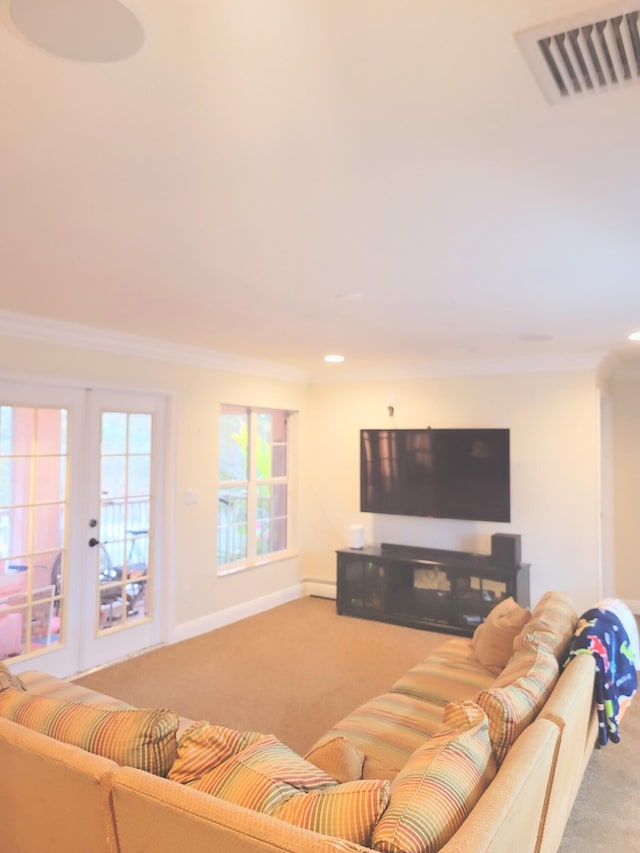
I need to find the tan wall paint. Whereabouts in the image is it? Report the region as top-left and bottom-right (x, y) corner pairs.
(611, 368), (640, 608)
(302, 370), (604, 613)
(0, 334), (309, 632)
(1, 331), (612, 631)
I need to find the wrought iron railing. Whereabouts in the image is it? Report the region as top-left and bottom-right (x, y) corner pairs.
(100, 496), (150, 569)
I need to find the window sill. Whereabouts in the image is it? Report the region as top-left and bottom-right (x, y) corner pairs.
(217, 549), (299, 578)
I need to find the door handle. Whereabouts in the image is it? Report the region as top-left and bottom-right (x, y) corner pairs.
(89, 537), (100, 548)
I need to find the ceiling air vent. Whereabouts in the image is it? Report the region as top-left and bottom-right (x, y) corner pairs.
(515, 1), (640, 104)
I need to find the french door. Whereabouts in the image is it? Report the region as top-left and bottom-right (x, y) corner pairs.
(0, 381), (166, 677)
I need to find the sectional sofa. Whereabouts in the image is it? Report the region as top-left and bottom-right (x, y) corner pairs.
(0, 591), (598, 853)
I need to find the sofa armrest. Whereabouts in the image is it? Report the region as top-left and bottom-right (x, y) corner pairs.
(0, 716), (119, 853)
(109, 766), (371, 853)
(439, 717), (559, 853)
(538, 652), (597, 853)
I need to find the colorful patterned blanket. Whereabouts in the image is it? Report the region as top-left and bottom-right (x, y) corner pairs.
(565, 606), (637, 745)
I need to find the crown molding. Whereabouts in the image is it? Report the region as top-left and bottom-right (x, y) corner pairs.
(310, 350), (610, 383)
(0, 310), (309, 383)
(0, 310), (618, 385)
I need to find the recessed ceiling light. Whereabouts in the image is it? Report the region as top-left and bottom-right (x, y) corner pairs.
(324, 354), (345, 363)
(629, 331), (640, 341)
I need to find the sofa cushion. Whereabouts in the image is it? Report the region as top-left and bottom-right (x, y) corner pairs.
(0, 688), (179, 776)
(390, 637), (497, 705)
(474, 640), (559, 765)
(191, 734), (337, 810)
(0, 662), (25, 693)
(304, 735), (365, 782)
(273, 779), (391, 846)
(514, 591), (577, 662)
(169, 721), (264, 784)
(309, 691), (444, 780)
(472, 597), (532, 674)
(371, 700), (496, 853)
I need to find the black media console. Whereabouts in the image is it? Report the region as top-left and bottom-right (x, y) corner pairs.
(336, 541), (530, 637)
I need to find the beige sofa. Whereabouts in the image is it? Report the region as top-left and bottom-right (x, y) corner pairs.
(0, 592), (598, 853)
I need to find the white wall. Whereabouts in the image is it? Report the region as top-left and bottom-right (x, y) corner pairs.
(302, 369), (604, 614)
(611, 364), (640, 610)
(1, 325), (612, 639)
(0, 332), (310, 640)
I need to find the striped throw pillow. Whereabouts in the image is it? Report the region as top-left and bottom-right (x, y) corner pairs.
(0, 662), (25, 693)
(191, 735), (337, 812)
(471, 597), (532, 674)
(169, 721), (265, 784)
(274, 779), (391, 846)
(0, 688), (179, 776)
(371, 700), (496, 853)
(514, 591), (577, 661)
(304, 735), (366, 782)
(474, 639), (559, 765)
(532, 590), (577, 622)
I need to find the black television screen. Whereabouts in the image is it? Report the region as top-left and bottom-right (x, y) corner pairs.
(360, 428), (510, 522)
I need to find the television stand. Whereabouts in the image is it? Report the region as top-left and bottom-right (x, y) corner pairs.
(336, 542), (530, 637)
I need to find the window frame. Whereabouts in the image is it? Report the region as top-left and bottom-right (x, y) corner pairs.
(217, 404), (295, 575)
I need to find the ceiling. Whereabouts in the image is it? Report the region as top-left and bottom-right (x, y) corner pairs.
(1, 0), (640, 381)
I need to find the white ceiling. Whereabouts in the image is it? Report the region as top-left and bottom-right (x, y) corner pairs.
(1, 0), (640, 380)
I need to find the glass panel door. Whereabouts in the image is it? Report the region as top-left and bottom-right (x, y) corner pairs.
(0, 404), (67, 659)
(98, 411), (151, 631)
(79, 390), (164, 672)
(0, 382), (85, 676)
(0, 380), (166, 677)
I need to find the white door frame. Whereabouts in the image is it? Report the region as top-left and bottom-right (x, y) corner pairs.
(79, 388), (167, 672)
(1, 378), (169, 678)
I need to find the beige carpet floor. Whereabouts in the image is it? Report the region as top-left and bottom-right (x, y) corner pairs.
(558, 659), (640, 853)
(75, 596), (448, 754)
(75, 596), (640, 850)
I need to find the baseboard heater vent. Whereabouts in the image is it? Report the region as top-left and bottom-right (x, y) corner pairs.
(515, 1), (640, 104)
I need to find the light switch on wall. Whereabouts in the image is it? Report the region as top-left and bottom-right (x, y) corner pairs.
(184, 490), (200, 505)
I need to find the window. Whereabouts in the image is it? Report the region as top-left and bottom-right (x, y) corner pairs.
(0, 404), (68, 658)
(217, 405), (292, 572)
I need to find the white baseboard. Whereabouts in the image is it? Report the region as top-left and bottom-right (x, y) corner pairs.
(171, 584), (304, 644)
(303, 580), (336, 600)
(171, 581), (337, 644)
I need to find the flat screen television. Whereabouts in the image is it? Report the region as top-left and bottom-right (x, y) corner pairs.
(360, 428), (510, 522)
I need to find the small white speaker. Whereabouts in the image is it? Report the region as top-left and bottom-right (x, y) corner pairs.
(349, 524), (365, 549)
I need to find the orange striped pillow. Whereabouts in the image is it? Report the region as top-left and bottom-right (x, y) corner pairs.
(474, 640), (559, 765)
(0, 662), (25, 693)
(169, 721), (264, 784)
(304, 735), (365, 782)
(274, 779), (390, 846)
(191, 735), (337, 811)
(371, 701), (496, 853)
(472, 597), (532, 673)
(514, 591), (577, 661)
(0, 688), (178, 776)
